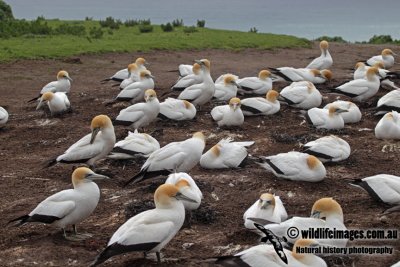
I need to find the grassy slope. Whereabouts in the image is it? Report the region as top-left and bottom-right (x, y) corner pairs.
(0, 20), (310, 61)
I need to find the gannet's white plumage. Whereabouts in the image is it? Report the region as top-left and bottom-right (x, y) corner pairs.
(108, 130), (160, 159)
(8, 167), (109, 239)
(91, 184), (197, 266)
(178, 59), (216, 107)
(264, 198), (347, 248)
(46, 115), (116, 167)
(178, 64), (194, 77)
(200, 137), (254, 169)
(243, 193), (288, 231)
(376, 90), (400, 115)
(103, 57), (147, 83)
(0, 106), (9, 127)
(391, 261), (400, 267)
(324, 100), (362, 123)
(214, 73), (239, 85)
(353, 62), (390, 80)
(306, 40), (333, 70)
(271, 67), (332, 84)
(366, 48), (396, 69)
(279, 81), (322, 109)
(172, 63), (203, 91)
(211, 97), (244, 127)
(237, 70), (273, 95)
(165, 172), (203, 211)
(303, 135), (351, 163)
(375, 111), (400, 140)
(125, 132), (206, 185)
(334, 67), (380, 102)
(36, 92), (70, 116)
(258, 152), (326, 182)
(115, 70), (155, 103)
(241, 90), (280, 116)
(159, 98), (196, 121)
(213, 74), (240, 101)
(119, 63), (138, 90)
(216, 239), (327, 267)
(114, 89), (160, 130)
(28, 70), (72, 102)
(306, 106), (347, 129)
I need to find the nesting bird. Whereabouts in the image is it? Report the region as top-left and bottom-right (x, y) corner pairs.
(36, 92), (70, 116)
(237, 70), (273, 95)
(200, 137), (254, 169)
(258, 151), (326, 182)
(211, 97), (244, 127)
(0, 106), (9, 128)
(90, 184), (197, 266)
(303, 135), (351, 163)
(279, 81), (322, 109)
(241, 90), (280, 116)
(102, 57), (147, 83)
(375, 90), (400, 115)
(8, 167), (109, 240)
(375, 111), (400, 140)
(306, 40), (333, 70)
(114, 89), (160, 130)
(306, 106), (347, 129)
(45, 115), (116, 168)
(270, 67), (332, 84)
(171, 63), (203, 91)
(324, 100), (362, 123)
(114, 70), (155, 103)
(28, 70), (72, 103)
(159, 98), (196, 121)
(119, 63), (138, 90)
(178, 63), (195, 77)
(366, 48), (396, 69)
(213, 74), (241, 101)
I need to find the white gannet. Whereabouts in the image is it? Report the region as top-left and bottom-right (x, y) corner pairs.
(200, 137), (254, 169)
(258, 151), (326, 182)
(264, 198), (347, 248)
(90, 184), (197, 266)
(8, 167), (109, 240)
(114, 89), (160, 130)
(119, 63), (138, 90)
(303, 135), (351, 163)
(391, 261), (400, 267)
(125, 132), (206, 185)
(28, 70), (72, 103)
(270, 67), (332, 84)
(165, 172), (203, 211)
(115, 70), (155, 103)
(243, 193), (288, 231)
(324, 100), (362, 123)
(376, 90), (400, 115)
(375, 111), (400, 140)
(366, 48), (396, 69)
(216, 239), (327, 267)
(211, 97), (244, 127)
(178, 63), (194, 77)
(241, 90), (280, 116)
(305, 106), (347, 129)
(213, 74), (240, 101)
(306, 40), (333, 70)
(279, 81), (322, 109)
(214, 73), (239, 85)
(0, 106), (9, 128)
(36, 92), (70, 116)
(102, 57), (147, 83)
(237, 70), (273, 95)
(108, 130), (160, 160)
(178, 59), (215, 107)
(172, 63), (203, 91)
(45, 115), (116, 168)
(159, 98), (196, 121)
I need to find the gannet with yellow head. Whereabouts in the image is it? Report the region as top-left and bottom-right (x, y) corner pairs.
(213, 74), (241, 101)
(375, 111), (400, 140)
(101, 57), (148, 83)
(306, 105), (347, 129)
(115, 70), (155, 103)
(367, 48), (396, 69)
(211, 97), (244, 127)
(270, 67), (331, 84)
(159, 97), (196, 121)
(306, 40), (333, 70)
(241, 90), (280, 116)
(237, 70), (273, 95)
(36, 91), (70, 116)
(172, 63), (204, 91)
(324, 100), (361, 123)
(28, 70), (72, 103)
(279, 81), (322, 110)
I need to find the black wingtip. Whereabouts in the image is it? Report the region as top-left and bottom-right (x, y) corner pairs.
(124, 169), (146, 187)
(42, 157), (57, 169)
(7, 214), (30, 226)
(27, 96), (40, 103)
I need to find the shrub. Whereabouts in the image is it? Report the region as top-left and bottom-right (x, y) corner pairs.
(99, 16), (122, 29)
(161, 22), (174, 32)
(172, 19), (183, 27)
(249, 27), (258, 33)
(315, 36), (347, 43)
(197, 19), (205, 28)
(85, 16), (93, 21)
(139, 19), (151, 25)
(54, 23), (86, 36)
(138, 24), (153, 33)
(183, 26), (197, 33)
(0, 0), (13, 21)
(124, 19), (138, 27)
(89, 27), (104, 39)
(368, 35), (393, 44)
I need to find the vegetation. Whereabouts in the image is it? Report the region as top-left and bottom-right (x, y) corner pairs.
(197, 20), (205, 28)
(161, 22), (174, 32)
(315, 36), (347, 43)
(249, 27), (258, 33)
(0, 0), (13, 21)
(368, 35), (394, 44)
(172, 19), (184, 27)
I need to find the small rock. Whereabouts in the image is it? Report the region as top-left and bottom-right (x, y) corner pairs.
(182, 243), (194, 250)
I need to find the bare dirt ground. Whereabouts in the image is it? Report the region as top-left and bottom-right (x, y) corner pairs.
(1, 42), (400, 267)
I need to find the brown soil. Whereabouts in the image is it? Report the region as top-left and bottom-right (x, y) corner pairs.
(1, 43), (400, 267)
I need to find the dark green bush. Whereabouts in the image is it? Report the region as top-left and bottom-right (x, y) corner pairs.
(124, 19), (138, 27)
(183, 26), (197, 33)
(315, 36), (347, 43)
(249, 27), (258, 33)
(368, 35), (393, 44)
(139, 19), (151, 25)
(89, 27), (103, 39)
(138, 24), (153, 33)
(99, 16), (121, 29)
(0, 0), (13, 21)
(172, 19), (183, 27)
(54, 23), (86, 36)
(161, 22), (174, 32)
(197, 19), (205, 28)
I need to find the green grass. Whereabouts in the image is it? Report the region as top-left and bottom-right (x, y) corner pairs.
(0, 20), (310, 61)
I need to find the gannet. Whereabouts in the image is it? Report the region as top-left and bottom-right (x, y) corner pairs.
(243, 193), (288, 231)
(237, 70), (273, 95)
(214, 73), (239, 85)
(306, 40), (333, 70)
(102, 57), (147, 83)
(171, 63), (203, 91)
(108, 130), (160, 160)
(392, 261), (400, 267)
(279, 81), (322, 109)
(90, 184), (197, 266)
(306, 106), (347, 129)
(303, 135), (351, 163)
(28, 70), (72, 103)
(159, 98), (196, 121)
(213, 74), (240, 101)
(114, 70), (155, 103)
(45, 115), (116, 168)
(200, 137), (254, 169)
(265, 198), (347, 247)
(375, 111), (400, 140)
(0, 106), (9, 128)
(165, 172), (202, 211)
(211, 97), (244, 127)
(8, 167), (109, 240)
(216, 239), (327, 267)
(119, 63), (138, 90)
(114, 89), (160, 130)
(125, 132), (206, 185)
(366, 48), (396, 69)
(324, 100), (362, 123)
(241, 90), (280, 116)
(178, 63), (194, 77)
(36, 92), (70, 116)
(376, 90), (400, 115)
(258, 151), (326, 182)
(270, 67), (332, 84)
(178, 59), (216, 107)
